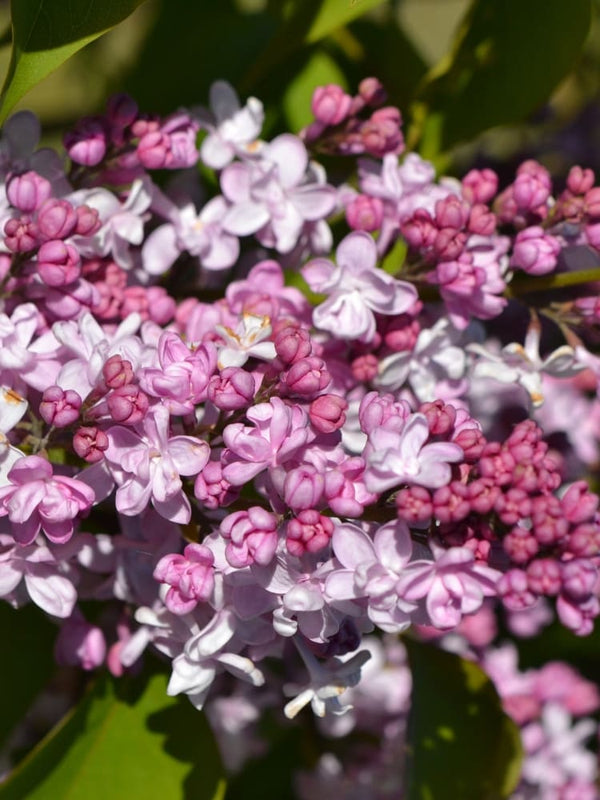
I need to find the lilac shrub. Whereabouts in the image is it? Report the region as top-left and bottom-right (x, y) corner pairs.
(0, 78), (600, 791)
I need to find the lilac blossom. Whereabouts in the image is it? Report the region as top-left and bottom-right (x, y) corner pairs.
(326, 520), (416, 632)
(104, 404), (209, 524)
(302, 231), (417, 342)
(221, 134), (336, 253)
(196, 80), (264, 169)
(0, 455), (95, 545)
(363, 413), (463, 494)
(0, 533), (77, 617)
(395, 542), (500, 628)
(469, 322), (584, 408)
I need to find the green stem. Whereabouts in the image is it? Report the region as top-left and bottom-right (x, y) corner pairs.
(505, 267), (600, 298)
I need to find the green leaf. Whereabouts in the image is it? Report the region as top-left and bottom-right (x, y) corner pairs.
(405, 638), (523, 800)
(412, 0), (592, 153)
(0, 603), (56, 750)
(241, 0), (387, 92)
(0, 0), (147, 123)
(0, 666), (227, 800)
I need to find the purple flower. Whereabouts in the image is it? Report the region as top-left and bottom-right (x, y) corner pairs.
(105, 404), (209, 524)
(221, 134), (336, 253)
(363, 413), (463, 494)
(302, 231), (417, 342)
(395, 543), (500, 629)
(326, 520), (415, 632)
(0, 455), (95, 545)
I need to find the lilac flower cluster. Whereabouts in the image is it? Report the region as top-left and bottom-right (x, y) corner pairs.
(0, 78), (599, 762)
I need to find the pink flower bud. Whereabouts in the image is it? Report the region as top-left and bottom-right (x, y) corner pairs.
(510, 226), (560, 275)
(7, 171), (52, 212)
(75, 204), (101, 236)
(358, 77), (386, 106)
(309, 394), (347, 433)
(513, 161), (551, 210)
(461, 169), (498, 204)
(37, 198), (78, 240)
(584, 187), (600, 220)
(73, 426), (109, 462)
(106, 384), (149, 425)
(64, 118), (107, 166)
(395, 485), (433, 523)
(220, 507), (279, 568)
(137, 131), (170, 169)
(145, 286), (176, 325)
(274, 325), (312, 365)
(434, 195), (469, 230)
(102, 355), (134, 390)
(194, 458), (238, 510)
(401, 209), (436, 250)
(567, 165), (595, 195)
(311, 84), (353, 126)
(283, 465), (324, 510)
(419, 400), (456, 435)
(498, 568), (537, 610)
(39, 385), (82, 427)
(351, 353), (378, 382)
(503, 526), (539, 564)
(37, 240), (81, 286)
(526, 558), (562, 596)
(361, 107), (404, 157)
(286, 510), (334, 557)
(345, 194), (384, 231)
(383, 314), (420, 352)
(282, 356), (331, 397)
(561, 559), (597, 601)
(154, 543), (215, 614)
(4, 216), (38, 252)
(468, 203), (496, 235)
(208, 367), (255, 411)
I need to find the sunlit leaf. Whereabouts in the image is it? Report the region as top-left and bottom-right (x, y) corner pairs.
(411, 0), (592, 153)
(0, 666), (226, 800)
(405, 638), (523, 800)
(0, 0), (147, 122)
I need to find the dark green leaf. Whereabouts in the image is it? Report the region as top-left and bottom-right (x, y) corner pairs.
(0, 603), (56, 750)
(0, 0), (147, 122)
(0, 665), (226, 800)
(405, 638), (523, 800)
(240, 0), (387, 92)
(412, 0), (592, 153)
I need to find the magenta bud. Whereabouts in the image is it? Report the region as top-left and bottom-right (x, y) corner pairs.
(461, 168), (498, 204)
(7, 171), (52, 212)
(345, 194), (384, 232)
(311, 84), (353, 126)
(309, 393), (347, 433)
(361, 107), (404, 158)
(358, 77), (387, 106)
(145, 286), (176, 325)
(37, 198), (78, 240)
(74, 204), (101, 236)
(526, 558), (562, 596)
(73, 426), (109, 462)
(37, 239), (81, 286)
(282, 356), (331, 397)
(286, 509), (333, 557)
(434, 195), (469, 230)
(137, 131), (170, 169)
(102, 355), (134, 390)
(4, 216), (38, 252)
(39, 385), (82, 427)
(64, 118), (107, 166)
(106, 384), (149, 424)
(468, 203), (496, 235)
(567, 165), (595, 196)
(274, 325), (312, 364)
(351, 353), (378, 382)
(208, 367), (255, 411)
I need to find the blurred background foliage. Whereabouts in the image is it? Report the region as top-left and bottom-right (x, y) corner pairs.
(0, 0), (598, 179)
